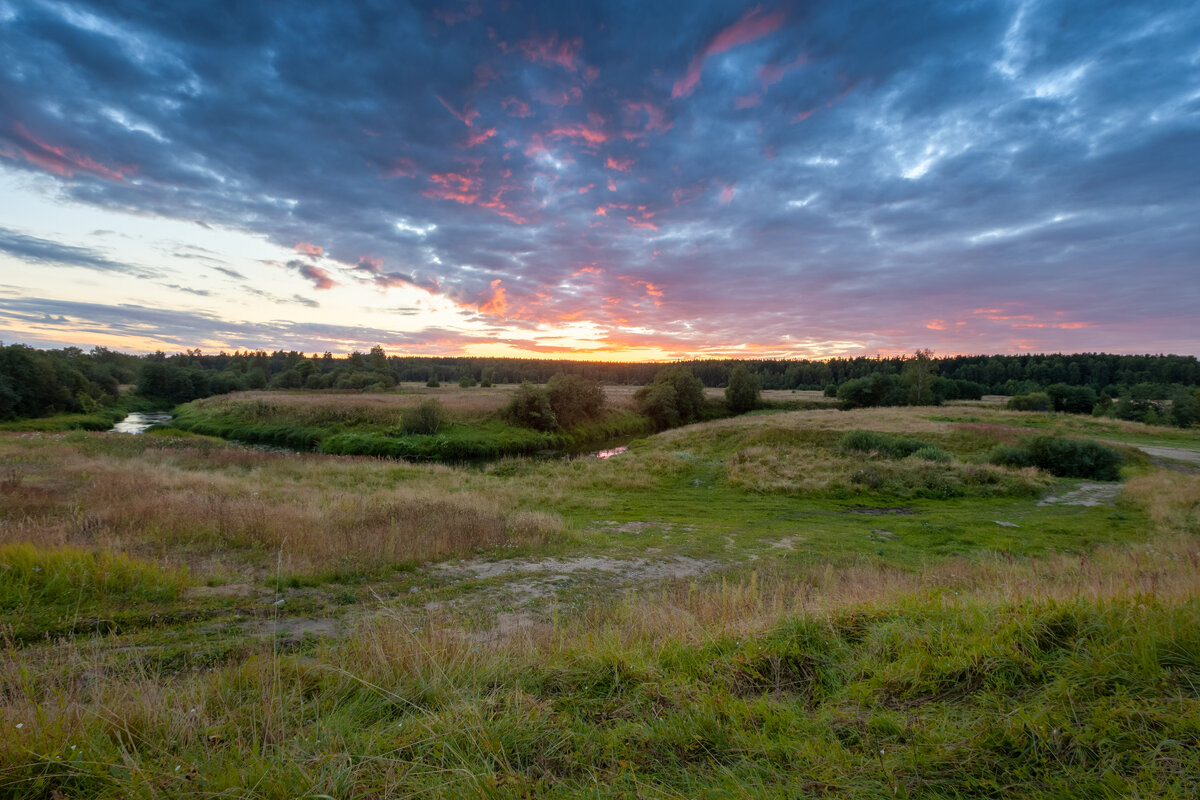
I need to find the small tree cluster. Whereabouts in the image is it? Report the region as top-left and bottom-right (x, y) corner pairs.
(634, 366), (706, 429)
(503, 373), (606, 431)
(546, 373), (605, 428)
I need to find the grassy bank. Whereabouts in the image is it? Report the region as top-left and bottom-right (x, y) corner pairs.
(1, 406), (1197, 796)
(167, 388), (656, 459)
(0, 395), (165, 433)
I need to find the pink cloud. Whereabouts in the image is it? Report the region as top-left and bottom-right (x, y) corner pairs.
(436, 95), (480, 127)
(472, 62), (498, 90)
(734, 94), (763, 109)
(294, 241), (324, 257)
(423, 171), (481, 204)
(605, 155), (634, 172)
(509, 32), (583, 72)
(719, 184), (736, 203)
(672, 6), (788, 98)
(623, 101), (673, 134)
(384, 157), (417, 178)
(757, 53), (806, 89)
(502, 97), (532, 118)
(671, 184), (707, 206)
(5, 122), (131, 182)
(548, 115), (608, 145)
(288, 260), (336, 290)
(463, 127), (497, 147)
(532, 86), (583, 107)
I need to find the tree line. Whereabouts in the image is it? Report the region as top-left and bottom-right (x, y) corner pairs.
(2, 343), (1198, 424)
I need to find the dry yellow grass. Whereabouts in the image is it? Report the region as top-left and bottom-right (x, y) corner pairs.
(0, 437), (564, 575)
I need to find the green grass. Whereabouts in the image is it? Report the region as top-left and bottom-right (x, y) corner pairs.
(1, 405), (1197, 797)
(2, 595), (1197, 798)
(170, 398), (654, 460)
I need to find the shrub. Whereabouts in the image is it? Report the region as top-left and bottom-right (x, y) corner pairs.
(546, 373), (605, 428)
(1024, 435), (1123, 481)
(458, 375), (477, 388)
(635, 366), (705, 429)
(909, 446), (951, 463)
(503, 382), (557, 431)
(425, 378), (440, 388)
(1046, 383), (1098, 414)
(988, 436), (1122, 480)
(1008, 392), (1052, 412)
(839, 430), (933, 459)
(401, 399), (445, 435)
(837, 373), (900, 409)
(987, 445), (1032, 469)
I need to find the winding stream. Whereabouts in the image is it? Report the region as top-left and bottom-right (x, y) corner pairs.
(109, 412), (172, 434)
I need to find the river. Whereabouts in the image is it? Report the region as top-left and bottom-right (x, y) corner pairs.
(109, 412), (172, 434)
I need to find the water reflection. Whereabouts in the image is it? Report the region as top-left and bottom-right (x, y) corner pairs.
(109, 412), (173, 434)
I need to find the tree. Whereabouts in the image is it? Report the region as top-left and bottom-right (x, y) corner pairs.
(546, 373), (605, 428)
(724, 363), (760, 413)
(901, 349), (939, 405)
(503, 382), (557, 431)
(635, 366), (705, 428)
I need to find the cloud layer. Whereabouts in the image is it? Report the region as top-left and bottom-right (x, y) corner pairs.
(1, 0), (1197, 356)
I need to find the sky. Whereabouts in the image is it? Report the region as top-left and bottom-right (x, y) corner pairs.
(0, 0), (1197, 361)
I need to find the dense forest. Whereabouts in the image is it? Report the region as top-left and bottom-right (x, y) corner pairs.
(2, 343), (1198, 426)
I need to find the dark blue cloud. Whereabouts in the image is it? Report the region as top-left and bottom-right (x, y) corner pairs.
(0, 0), (1197, 355)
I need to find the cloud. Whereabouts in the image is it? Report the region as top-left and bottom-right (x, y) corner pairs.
(285, 259), (336, 290)
(0, 0), (1195, 358)
(0, 226), (158, 278)
(672, 6), (788, 98)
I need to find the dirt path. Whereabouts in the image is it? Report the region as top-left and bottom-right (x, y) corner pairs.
(1132, 444), (1200, 467)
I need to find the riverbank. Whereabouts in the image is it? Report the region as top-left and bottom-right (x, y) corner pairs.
(166, 388), (659, 460)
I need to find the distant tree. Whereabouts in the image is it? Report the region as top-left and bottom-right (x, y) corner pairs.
(724, 363), (761, 413)
(1008, 392), (1053, 412)
(837, 372), (900, 409)
(458, 375), (477, 388)
(902, 349), (939, 405)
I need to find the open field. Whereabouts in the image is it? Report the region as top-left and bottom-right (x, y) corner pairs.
(2, 405), (1199, 797)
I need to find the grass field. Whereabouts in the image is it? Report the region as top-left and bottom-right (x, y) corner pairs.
(166, 385), (656, 459)
(1, 404), (1198, 797)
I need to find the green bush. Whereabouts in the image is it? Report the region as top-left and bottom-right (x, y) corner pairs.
(1008, 392), (1052, 412)
(987, 445), (1032, 469)
(909, 446), (951, 463)
(635, 366), (706, 429)
(988, 436), (1123, 480)
(546, 373), (605, 428)
(503, 382), (557, 431)
(457, 375), (477, 388)
(401, 399), (445, 435)
(724, 364), (761, 414)
(425, 378), (440, 388)
(839, 430), (933, 459)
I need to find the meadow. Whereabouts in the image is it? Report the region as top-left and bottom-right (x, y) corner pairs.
(1, 399), (1198, 798)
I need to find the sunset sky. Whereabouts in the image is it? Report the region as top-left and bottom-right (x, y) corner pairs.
(1, 0), (1197, 360)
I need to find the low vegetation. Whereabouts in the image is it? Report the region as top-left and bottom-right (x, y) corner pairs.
(0, 400), (1197, 797)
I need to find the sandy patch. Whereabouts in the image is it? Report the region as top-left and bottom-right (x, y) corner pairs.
(437, 555), (715, 581)
(1038, 482), (1122, 507)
